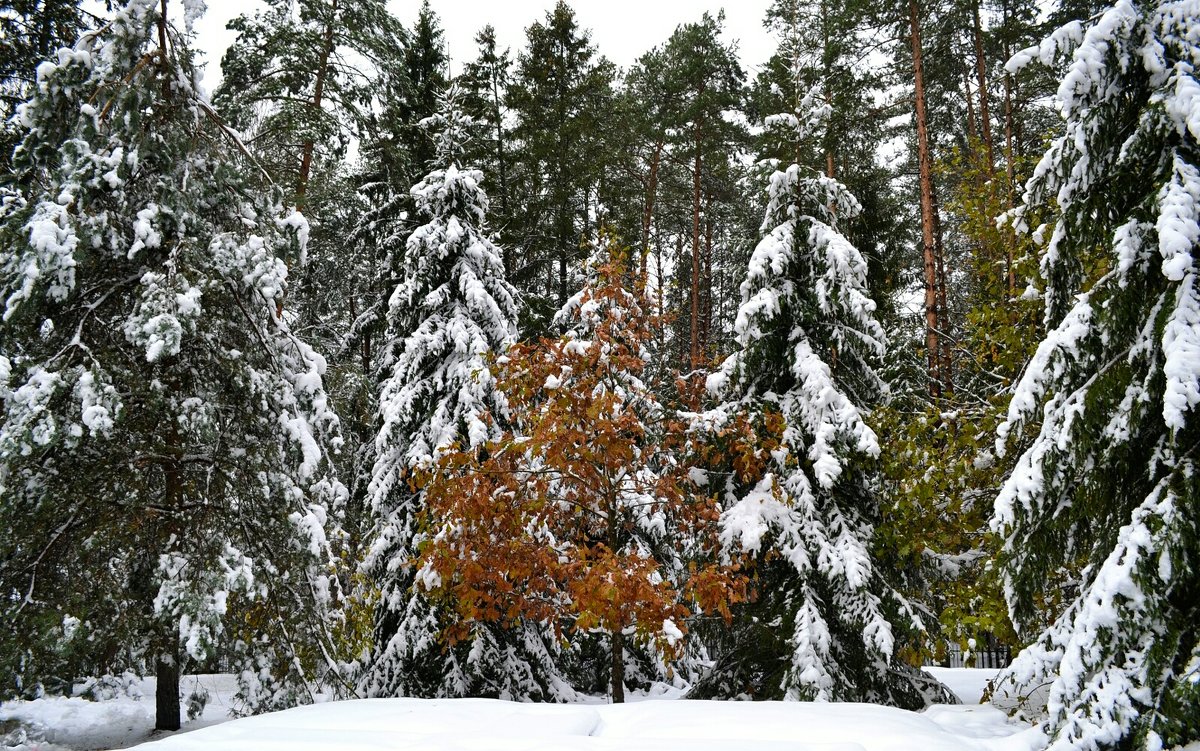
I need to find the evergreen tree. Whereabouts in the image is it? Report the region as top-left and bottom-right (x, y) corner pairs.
(460, 25), (514, 271)
(659, 13), (746, 370)
(215, 0), (406, 571)
(0, 0), (93, 172)
(0, 0), (345, 729)
(215, 0), (405, 209)
(507, 1), (616, 322)
(361, 86), (554, 699)
(694, 78), (947, 705)
(991, 2), (1200, 748)
(398, 0), (448, 176)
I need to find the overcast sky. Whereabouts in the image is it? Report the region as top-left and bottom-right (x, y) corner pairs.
(190, 0), (778, 93)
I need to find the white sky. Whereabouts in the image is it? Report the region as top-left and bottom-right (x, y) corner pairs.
(190, 0), (777, 93)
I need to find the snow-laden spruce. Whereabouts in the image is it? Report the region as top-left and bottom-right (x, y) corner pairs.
(695, 88), (942, 707)
(992, 2), (1200, 749)
(362, 86), (563, 700)
(0, 0), (345, 729)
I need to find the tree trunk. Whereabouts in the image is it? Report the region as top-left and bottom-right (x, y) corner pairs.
(155, 413), (183, 732)
(701, 194), (714, 360)
(963, 66), (979, 143)
(690, 111), (704, 369)
(610, 631), (625, 704)
(155, 653), (181, 731)
(639, 139), (664, 286)
(296, 0), (338, 213)
(908, 0), (943, 398)
(1002, 14), (1018, 295)
(973, 0), (996, 174)
(934, 204), (953, 393)
(491, 71), (511, 277)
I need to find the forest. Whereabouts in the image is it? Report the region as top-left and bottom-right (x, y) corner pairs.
(0, 0), (1197, 750)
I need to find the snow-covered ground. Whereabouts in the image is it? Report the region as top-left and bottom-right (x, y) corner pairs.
(922, 666), (1002, 705)
(0, 675), (238, 751)
(1, 670), (1042, 751)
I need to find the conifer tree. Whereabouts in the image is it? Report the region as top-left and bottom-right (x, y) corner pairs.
(508, 1), (615, 318)
(460, 25), (513, 270)
(992, 3), (1200, 748)
(695, 68), (946, 704)
(660, 13), (746, 370)
(0, 0), (345, 729)
(0, 0), (93, 172)
(215, 0), (405, 209)
(360, 86), (544, 699)
(398, 0), (448, 176)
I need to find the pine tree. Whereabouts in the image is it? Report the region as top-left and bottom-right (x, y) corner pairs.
(0, 0), (345, 729)
(215, 0), (405, 210)
(360, 86), (546, 699)
(507, 1), (616, 320)
(991, 3), (1200, 748)
(693, 74), (947, 704)
(659, 13), (746, 370)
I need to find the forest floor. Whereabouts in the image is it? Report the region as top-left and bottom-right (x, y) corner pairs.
(1, 668), (1041, 751)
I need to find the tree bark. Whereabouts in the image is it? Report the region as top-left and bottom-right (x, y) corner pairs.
(973, 0), (996, 174)
(610, 630), (625, 704)
(639, 139), (664, 286)
(1002, 6), (1018, 295)
(155, 654), (181, 731)
(690, 111), (704, 370)
(908, 0), (943, 398)
(296, 0), (338, 213)
(701, 193), (714, 360)
(155, 415), (183, 732)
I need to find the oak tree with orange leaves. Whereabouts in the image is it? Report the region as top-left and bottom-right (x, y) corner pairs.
(418, 240), (744, 702)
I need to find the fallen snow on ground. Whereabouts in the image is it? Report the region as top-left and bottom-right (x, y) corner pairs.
(0, 671), (1045, 751)
(922, 666), (1001, 704)
(0, 675), (238, 751)
(123, 697), (1044, 751)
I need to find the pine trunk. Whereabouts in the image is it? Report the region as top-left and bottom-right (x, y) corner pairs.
(690, 114), (703, 370)
(1002, 23), (1018, 295)
(640, 139), (664, 285)
(296, 0), (337, 213)
(973, 0), (996, 174)
(701, 194), (714, 360)
(908, 0), (942, 398)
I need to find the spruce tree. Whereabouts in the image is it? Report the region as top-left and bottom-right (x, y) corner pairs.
(397, 0), (448, 177)
(0, 0), (345, 729)
(361, 86), (557, 699)
(694, 75), (946, 705)
(992, 2), (1200, 748)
